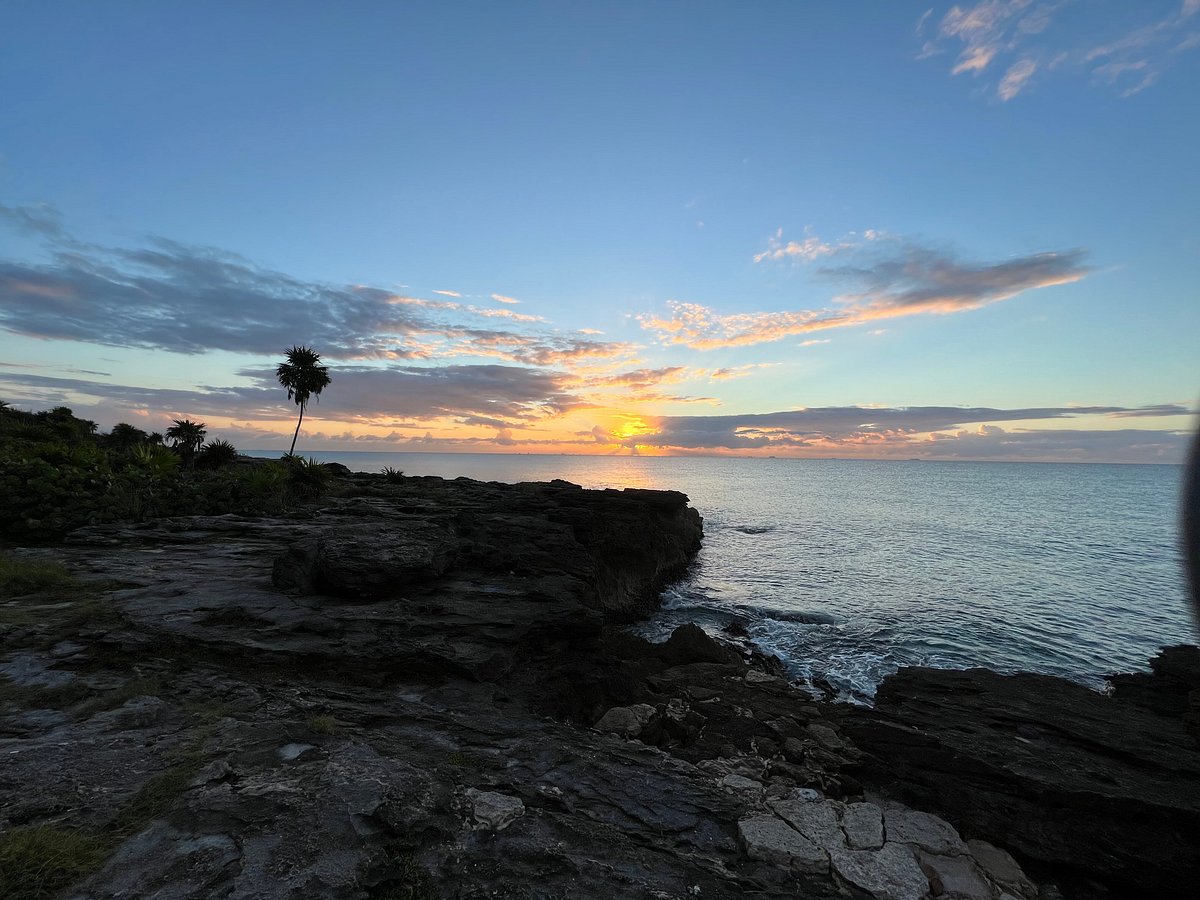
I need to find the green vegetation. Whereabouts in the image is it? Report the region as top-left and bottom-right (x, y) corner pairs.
(0, 826), (107, 900)
(307, 714), (338, 734)
(0, 554), (77, 597)
(276, 345), (332, 456)
(0, 404), (334, 541)
(383, 466), (405, 483)
(165, 419), (206, 469)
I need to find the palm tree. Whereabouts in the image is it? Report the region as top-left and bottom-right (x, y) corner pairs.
(165, 419), (207, 468)
(276, 345), (331, 456)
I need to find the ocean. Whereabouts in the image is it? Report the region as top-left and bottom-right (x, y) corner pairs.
(249, 450), (1197, 700)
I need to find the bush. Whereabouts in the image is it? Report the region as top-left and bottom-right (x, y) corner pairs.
(196, 439), (239, 470)
(382, 466), (405, 483)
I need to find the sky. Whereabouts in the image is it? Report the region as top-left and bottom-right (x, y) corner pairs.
(1, 0), (1197, 462)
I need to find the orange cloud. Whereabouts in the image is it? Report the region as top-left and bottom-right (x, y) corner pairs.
(640, 246), (1089, 350)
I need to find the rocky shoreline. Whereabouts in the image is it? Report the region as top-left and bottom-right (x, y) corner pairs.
(1, 470), (1197, 899)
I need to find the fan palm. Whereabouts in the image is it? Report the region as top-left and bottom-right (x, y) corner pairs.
(276, 345), (331, 456)
(165, 419), (207, 468)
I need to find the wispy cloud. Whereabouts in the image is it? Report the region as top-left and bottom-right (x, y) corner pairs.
(0, 364), (584, 427)
(491, 293), (521, 304)
(431, 289), (461, 298)
(922, 0), (1200, 100)
(640, 238), (1088, 349)
(0, 203), (634, 368)
(998, 57), (1038, 99)
(616, 404), (1194, 462)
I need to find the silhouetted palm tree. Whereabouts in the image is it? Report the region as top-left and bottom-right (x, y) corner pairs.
(165, 419), (207, 468)
(276, 346), (331, 456)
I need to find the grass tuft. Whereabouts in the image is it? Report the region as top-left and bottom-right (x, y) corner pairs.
(0, 554), (77, 598)
(307, 714), (338, 734)
(0, 825), (106, 900)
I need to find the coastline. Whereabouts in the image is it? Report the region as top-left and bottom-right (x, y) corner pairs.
(1, 469), (1197, 898)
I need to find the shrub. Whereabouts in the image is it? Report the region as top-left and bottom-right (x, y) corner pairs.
(283, 455), (330, 499)
(196, 439), (239, 470)
(382, 466), (405, 483)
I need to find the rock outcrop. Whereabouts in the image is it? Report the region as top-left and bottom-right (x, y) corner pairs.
(838, 653), (1200, 899)
(1, 471), (1194, 899)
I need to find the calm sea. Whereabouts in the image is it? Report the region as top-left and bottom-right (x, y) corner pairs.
(249, 450), (1197, 699)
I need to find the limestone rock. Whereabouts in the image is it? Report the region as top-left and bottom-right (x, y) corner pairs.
(919, 851), (992, 899)
(967, 839), (1037, 899)
(883, 807), (966, 855)
(737, 814), (828, 873)
(829, 843), (929, 900)
(467, 788), (525, 831)
(771, 798), (845, 852)
(842, 802), (885, 850)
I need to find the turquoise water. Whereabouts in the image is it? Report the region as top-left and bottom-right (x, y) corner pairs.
(249, 450), (1196, 698)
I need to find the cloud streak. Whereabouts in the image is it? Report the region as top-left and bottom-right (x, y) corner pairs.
(0, 204), (632, 367)
(922, 0), (1199, 100)
(617, 404), (1194, 462)
(641, 240), (1088, 349)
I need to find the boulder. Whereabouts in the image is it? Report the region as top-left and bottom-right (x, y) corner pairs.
(659, 624), (742, 667)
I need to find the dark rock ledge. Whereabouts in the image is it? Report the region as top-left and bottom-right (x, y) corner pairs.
(0, 471), (1197, 900)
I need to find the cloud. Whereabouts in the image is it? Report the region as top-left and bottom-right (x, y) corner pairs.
(640, 240), (1088, 349)
(754, 227), (851, 263)
(0, 204), (634, 367)
(800, 339), (831, 347)
(0, 363), (584, 427)
(923, 1), (1199, 99)
(491, 294), (521, 304)
(615, 404), (1193, 462)
(431, 289), (461, 297)
(998, 57), (1038, 99)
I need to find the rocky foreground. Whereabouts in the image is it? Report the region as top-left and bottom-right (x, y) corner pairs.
(1, 471), (1198, 899)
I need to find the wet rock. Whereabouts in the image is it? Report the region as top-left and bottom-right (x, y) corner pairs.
(737, 814), (828, 873)
(842, 802), (884, 850)
(467, 788), (525, 831)
(829, 843), (929, 900)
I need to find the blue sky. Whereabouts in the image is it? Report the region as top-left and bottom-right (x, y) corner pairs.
(1, 1), (1197, 461)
